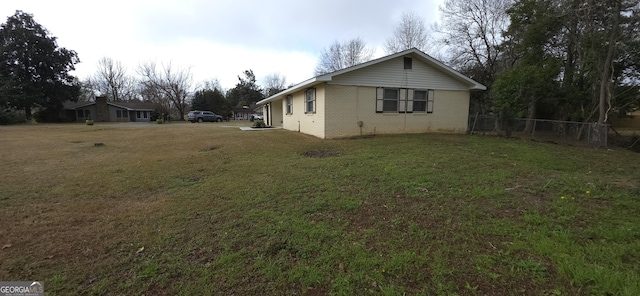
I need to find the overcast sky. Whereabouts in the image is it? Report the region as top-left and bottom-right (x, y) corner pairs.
(1, 0), (444, 90)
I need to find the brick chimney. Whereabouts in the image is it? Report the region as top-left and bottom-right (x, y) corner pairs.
(95, 96), (109, 122)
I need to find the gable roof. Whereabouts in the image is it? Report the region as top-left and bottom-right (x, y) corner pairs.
(63, 100), (158, 111)
(232, 107), (252, 113)
(257, 48), (486, 105)
(62, 101), (94, 109)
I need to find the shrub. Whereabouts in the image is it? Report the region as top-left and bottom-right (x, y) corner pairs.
(34, 107), (62, 123)
(0, 109), (26, 125)
(253, 120), (266, 128)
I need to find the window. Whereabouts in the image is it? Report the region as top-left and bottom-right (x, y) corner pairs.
(413, 90), (427, 112)
(136, 111), (141, 118)
(117, 109), (128, 118)
(384, 89), (399, 112)
(143, 111), (148, 119)
(376, 88), (399, 113)
(377, 88), (433, 113)
(79, 109), (90, 119)
(286, 95), (293, 115)
(404, 57), (412, 69)
(305, 88), (315, 114)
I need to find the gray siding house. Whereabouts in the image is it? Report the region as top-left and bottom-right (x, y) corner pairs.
(61, 96), (158, 122)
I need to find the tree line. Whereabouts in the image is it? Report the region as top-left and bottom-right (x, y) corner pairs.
(82, 59), (287, 120)
(2, 3), (639, 125)
(0, 11), (287, 122)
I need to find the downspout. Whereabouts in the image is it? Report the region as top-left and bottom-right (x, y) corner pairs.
(403, 70), (409, 131)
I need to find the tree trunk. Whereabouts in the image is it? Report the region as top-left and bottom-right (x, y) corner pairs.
(523, 98), (537, 133)
(24, 106), (32, 120)
(500, 109), (513, 137)
(598, 0), (621, 124)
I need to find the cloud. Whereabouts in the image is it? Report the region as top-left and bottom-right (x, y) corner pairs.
(1, 0), (444, 89)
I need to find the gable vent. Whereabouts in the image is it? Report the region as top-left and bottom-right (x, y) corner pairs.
(404, 57), (412, 69)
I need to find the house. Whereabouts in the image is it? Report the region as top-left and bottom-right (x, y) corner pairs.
(232, 105), (263, 120)
(257, 48), (486, 139)
(61, 96), (158, 122)
(611, 109), (640, 129)
(232, 106), (252, 120)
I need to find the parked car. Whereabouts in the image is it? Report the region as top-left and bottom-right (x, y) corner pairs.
(188, 111), (223, 123)
(251, 114), (264, 120)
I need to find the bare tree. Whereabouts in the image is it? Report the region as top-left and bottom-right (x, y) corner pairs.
(314, 38), (374, 76)
(137, 61), (193, 120)
(200, 79), (223, 93)
(597, 0), (622, 124)
(77, 78), (95, 102)
(89, 57), (137, 101)
(262, 73), (287, 97)
(385, 11), (434, 54)
(436, 0), (512, 79)
(435, 0), (513, 116)
(138, 82), (170, 113)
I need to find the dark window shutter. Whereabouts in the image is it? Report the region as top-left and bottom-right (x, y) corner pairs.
(399, 89), (407, 113)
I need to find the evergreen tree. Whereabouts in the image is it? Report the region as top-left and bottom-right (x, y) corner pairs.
(192, 88), (231, 119)
(0, 10), (80, 120)
(493, 0), (562, 132)
(226, 70), (263, 107)
(191, 90), (209, 111)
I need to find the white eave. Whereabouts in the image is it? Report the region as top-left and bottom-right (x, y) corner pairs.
(257, 77), (326, 105)
(257, 48), (486, 106)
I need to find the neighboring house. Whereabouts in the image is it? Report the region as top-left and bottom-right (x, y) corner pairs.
(257, 48), (486, 139)
(232, 107), (252, 120)
(611, 109), (640, 129)
(61, 96), (158, 122)
(232, 105), (263, 120)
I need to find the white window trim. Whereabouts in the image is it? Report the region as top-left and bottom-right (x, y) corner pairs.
(305, 88), (316, 114)
(413, 89), (428, 113)
(376, 87), (434, 114)
(286, 95), (293, 115)
(376, 87), (401, 113)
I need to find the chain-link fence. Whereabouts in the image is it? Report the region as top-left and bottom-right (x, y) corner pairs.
(468, 114), (609, 147)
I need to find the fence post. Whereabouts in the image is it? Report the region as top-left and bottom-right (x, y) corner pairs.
(604, 124), (608, 148)
(470, 112), (479, 134)
(532, 120), (536, 137)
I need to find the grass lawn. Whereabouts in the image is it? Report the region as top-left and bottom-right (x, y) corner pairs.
(1, 122), (639, 295)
